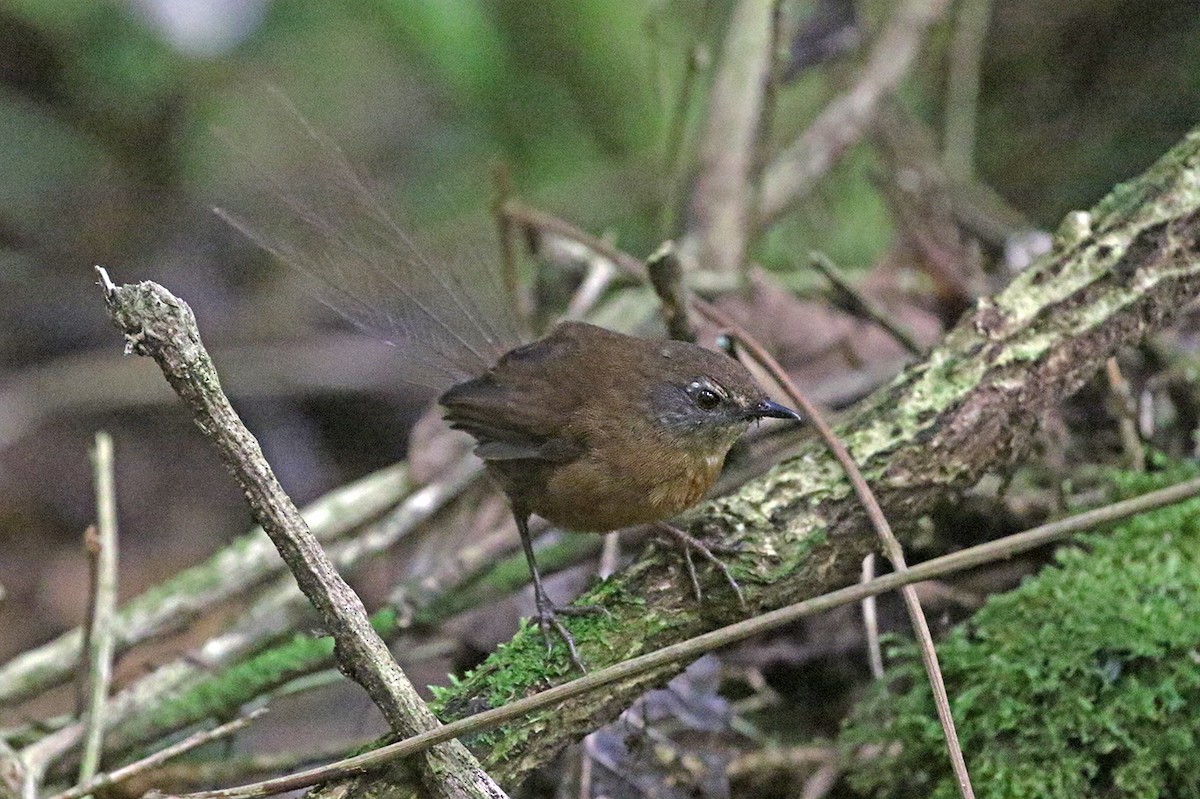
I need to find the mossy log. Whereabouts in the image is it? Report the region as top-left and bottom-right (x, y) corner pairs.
(320, 127), (1200, 796)
(841, 464), (1200, 798)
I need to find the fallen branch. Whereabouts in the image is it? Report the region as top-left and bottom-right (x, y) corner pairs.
(95, 270), (504, 799)
(321, 123), (1200, 793)
(164, 472), (1200, 799)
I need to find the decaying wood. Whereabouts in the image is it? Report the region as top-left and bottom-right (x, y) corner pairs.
(319, 127), (1200, 795)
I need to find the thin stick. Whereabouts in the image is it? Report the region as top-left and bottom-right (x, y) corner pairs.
(1, 735), (24, 799)
(1106, 357), (1146, 471)
(943, 0), (992, 181)
(597, 533), (621, 581)
(658, 40), (709, 239)
(103, 737), (357, 798)
(501, 200), (645, 277)
(96, 269), (504, 799)
(645, 241), (697, 342)
(76, 527), (98, 717)
(158, 474), (1200, 799)
(50, 710), (266, 799)
(563, 258), (619, 321)
(860, 554), (885, 680)
(810, 251), (924, 356)
(717, 324), (975, 799)
(79, 432), (119, 793)
(491, 163), (531, 339)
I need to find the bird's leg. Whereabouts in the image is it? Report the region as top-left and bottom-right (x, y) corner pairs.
(654, 522), (747, 610)
(514, 512), (605, 671)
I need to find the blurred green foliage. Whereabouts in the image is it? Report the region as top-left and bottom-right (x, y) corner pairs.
(0, 0), (889, 294)
(840, 459), (1200, 799)
(3, 0), (1200, 783)
(4, 0), (1197, 307)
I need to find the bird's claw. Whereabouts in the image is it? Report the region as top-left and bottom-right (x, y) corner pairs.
(656, 523), (747, 610)
(532, 596), (607, 672)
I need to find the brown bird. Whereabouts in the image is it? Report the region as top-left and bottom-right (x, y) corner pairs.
(217, 113), (801, 667)
(439, 321), (800, 664)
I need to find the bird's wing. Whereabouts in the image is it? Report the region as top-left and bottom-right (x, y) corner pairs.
(439, 329), (588, 463)
(440, 374), (585, 463)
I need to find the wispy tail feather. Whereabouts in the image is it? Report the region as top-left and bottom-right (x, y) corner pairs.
(214, 90), (521, 390)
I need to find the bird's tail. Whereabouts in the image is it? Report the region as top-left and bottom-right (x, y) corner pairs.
(214, 90), (521, 390)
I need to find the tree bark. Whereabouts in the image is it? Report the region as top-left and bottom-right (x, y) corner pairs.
(318, 126), (1200, 796)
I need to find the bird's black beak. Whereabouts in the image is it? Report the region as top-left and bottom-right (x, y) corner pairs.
(749, 399), (803, 422)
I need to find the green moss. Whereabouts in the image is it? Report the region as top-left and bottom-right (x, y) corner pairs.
(123, 630), (336, 746)
(414, 535), (604, 625)
(840, 463), (1200, 798)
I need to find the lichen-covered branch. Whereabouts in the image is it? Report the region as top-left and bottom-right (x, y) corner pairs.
(96, 272), (505, 799)
(0, 463), (411, 708)
(324, 126), (1200, 795)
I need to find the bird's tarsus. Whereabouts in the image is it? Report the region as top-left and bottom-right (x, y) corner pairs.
(531, 586), (606, 672)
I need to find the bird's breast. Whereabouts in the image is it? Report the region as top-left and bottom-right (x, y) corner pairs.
(527, 444), (727, 533)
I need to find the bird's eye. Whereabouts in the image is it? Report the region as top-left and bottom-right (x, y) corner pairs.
(694, 387), (721, 410)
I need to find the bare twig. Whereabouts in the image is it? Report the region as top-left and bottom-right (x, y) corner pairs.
(860, 554), (884, 680)
(1106, 357), (1146, 471)
(716, 325), (975, 798)
(758, 0), (952, 226)
(645, 241), (696, 342)
(75, 527), (98, 717)
(597, 532), (622, 580)
(50, 710), (266, 799)
(753, 0), (788, 200)
(872, 100), (987, 310)
(109, 738), (357, 798)
(801, 759), (841, 799)
(809, 251), (924, 355)
(160, 474), (1200, 799)
(658, 41), (710, 238)
(501, 199), (645, 277)
(0, 738), (23, 799)
(690, 0), (776, 276)
(78, 433), (119, 795)
(0, 460), (412, 709)
(95, 268), (504, 799)
(491, 164), (531, 338)
(563, 258), (619, 321)
(943, 0), (993, 181)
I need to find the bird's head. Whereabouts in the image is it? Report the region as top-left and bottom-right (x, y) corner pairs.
(641, 341), (802, 455)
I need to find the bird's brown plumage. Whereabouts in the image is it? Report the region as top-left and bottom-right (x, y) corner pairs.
(440, 321), (780, 532)
(220, 103), (801, 668)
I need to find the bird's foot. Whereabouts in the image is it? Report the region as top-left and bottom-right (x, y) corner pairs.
(531, 590), (608, 672)
(655, 522), (747, 610)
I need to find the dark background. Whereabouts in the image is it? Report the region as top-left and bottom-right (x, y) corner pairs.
(1, 0), (1198, 787)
